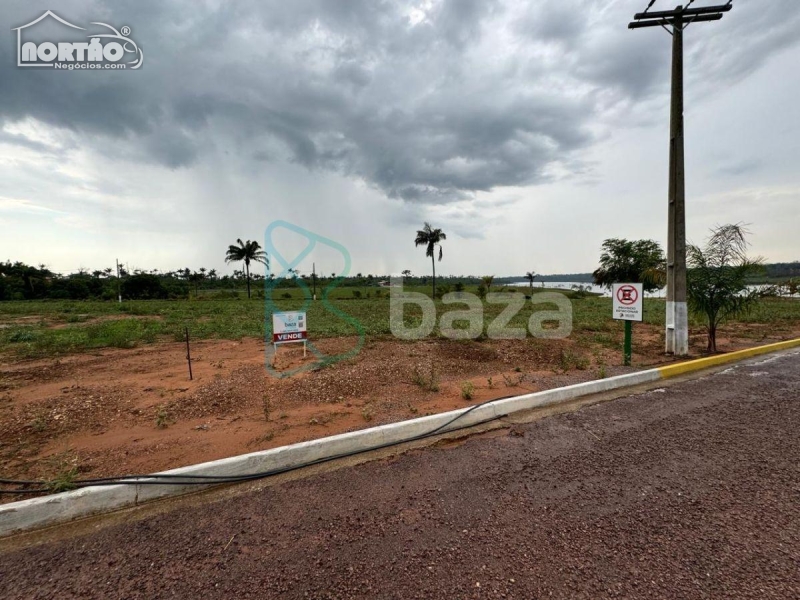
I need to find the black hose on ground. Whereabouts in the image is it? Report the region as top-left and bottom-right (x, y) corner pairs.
(1, 395), (517, 495)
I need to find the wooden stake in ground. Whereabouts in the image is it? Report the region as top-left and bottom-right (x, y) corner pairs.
(185, 327), (193, 381)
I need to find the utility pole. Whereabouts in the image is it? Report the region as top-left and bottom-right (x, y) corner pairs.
(629, 1), (733, 356)
(312, 262), (317, 300)
(116, 258), (122, 303)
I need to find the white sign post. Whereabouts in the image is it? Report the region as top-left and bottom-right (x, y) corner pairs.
(272, 311), (307, 357)
(612, 283), (643, 366)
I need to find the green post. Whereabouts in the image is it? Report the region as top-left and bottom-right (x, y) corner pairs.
(624, 320), (632, 367)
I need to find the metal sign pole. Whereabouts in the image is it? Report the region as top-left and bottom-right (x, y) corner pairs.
(624, 321), (632, 366)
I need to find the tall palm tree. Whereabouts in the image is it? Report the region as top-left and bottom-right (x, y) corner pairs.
(524, 271), (537, 295)
(415, 223), (447, 298)
(225, 239), (269, 299)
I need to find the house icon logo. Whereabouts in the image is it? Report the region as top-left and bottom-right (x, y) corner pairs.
(12, 10), (143, 70)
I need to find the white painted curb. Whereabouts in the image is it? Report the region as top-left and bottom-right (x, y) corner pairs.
(1, 367), (663, 537)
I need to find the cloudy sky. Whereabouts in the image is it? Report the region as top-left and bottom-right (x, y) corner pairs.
(1, 0), (798, 278)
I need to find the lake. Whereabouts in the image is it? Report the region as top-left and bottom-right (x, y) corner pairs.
(509, 282), (797, 299)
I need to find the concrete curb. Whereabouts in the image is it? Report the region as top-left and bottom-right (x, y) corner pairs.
(2, 338), (798, 537)
(656, 338), (800, 378)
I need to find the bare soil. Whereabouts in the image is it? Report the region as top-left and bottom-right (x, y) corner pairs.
(0, 322), (797, 493)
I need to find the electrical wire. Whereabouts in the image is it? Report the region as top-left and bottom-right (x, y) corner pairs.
(1, 395), (518, 495)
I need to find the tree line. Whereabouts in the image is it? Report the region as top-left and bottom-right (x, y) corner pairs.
(3, 226), (797, 354)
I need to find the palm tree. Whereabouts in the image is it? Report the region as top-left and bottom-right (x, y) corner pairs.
(415, 222), (447, 298)
(225, 239), (269, 299)
(481, 275), (494, 294)
(189, 270), (205, 298)
(687, 224), (763, 353)
(524, 271), (537, 295)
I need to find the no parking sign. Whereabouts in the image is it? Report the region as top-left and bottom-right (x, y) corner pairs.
(612, 283), (643, 322)
(612, 283), (643, 367)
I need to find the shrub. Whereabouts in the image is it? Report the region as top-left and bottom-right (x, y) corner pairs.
(411, 363), (440, 392)
(121, 274), (168, 300)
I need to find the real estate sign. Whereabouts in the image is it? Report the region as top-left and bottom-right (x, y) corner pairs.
(272, 311), (307, 344)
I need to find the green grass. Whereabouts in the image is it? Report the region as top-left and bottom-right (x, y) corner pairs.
(1, 293), (798, 358)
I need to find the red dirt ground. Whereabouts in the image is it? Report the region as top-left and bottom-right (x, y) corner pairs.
(0, 322), (796, 497)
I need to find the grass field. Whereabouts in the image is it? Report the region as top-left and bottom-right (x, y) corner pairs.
(1, 286), (799, 359)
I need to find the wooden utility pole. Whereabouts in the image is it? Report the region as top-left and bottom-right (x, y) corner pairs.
(629, 1), (733, 356)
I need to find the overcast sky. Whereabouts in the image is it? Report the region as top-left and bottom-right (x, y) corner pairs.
(1, 0), (798, 278)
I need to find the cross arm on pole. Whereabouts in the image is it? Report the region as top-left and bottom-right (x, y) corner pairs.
(632, 3), (731, 21)
(628, 13), (723, 29)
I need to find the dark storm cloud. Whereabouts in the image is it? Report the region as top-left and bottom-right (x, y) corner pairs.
(1, 0), (798, 202)
(516, 0), (587, 45)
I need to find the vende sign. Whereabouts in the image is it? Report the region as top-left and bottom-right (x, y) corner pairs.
(274, 331), (306, 342)
(612, 283), (644, 322)
(272, 311), (307, 344)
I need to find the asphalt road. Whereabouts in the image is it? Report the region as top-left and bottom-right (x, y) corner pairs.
(2, 350), (799, 599)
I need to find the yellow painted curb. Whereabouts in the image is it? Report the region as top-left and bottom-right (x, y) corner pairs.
(657, 338), (800, 379)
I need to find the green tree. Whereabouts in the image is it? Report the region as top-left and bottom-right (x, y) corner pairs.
(121, 274), (168, 300)
(524, 270), (537, 295)
(481, 275), (494, 294)
(687, 224), (764, 353)
(415, 223), (447, 298)
(189, 270), (205, 298)
(592, 239), (666, 293)
(225, 239), (269, 299)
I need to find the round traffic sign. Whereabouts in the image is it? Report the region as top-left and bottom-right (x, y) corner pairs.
(616, 285), (639, 306)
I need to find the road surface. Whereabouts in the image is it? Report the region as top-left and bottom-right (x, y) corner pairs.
(2, 350), (799, 599)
